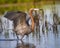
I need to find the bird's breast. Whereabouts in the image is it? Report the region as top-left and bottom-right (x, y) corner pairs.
(14, 24), (31, 35)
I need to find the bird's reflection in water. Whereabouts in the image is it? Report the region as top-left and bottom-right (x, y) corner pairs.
(16, 40), (36, 48)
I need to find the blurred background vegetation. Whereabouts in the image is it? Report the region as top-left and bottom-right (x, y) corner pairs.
(0, 0), (60, 15)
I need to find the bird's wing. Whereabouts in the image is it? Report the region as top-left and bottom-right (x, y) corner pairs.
(4, 11), (26, 20)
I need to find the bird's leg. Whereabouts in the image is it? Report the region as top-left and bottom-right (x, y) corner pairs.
(20, 39), (24, 44)
(20, 35), (24, 41)
(15, 34), (20, 44)
(17, 35), (19, 40)
(26, 34), (29, 39)
(26, 35), (29, 42)
(15, 33), (19, 40)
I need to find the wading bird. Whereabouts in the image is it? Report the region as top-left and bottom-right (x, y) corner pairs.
(4, 8), (35, 40)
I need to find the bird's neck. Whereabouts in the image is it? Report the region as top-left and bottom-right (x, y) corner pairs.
(29, 11), (34, 32)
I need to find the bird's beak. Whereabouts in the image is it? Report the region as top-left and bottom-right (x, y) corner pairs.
(33, 8), (39, 10)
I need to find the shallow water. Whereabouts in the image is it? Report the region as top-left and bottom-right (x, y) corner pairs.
(0, 25), (60, 48)
(0, 16), (60, 48)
